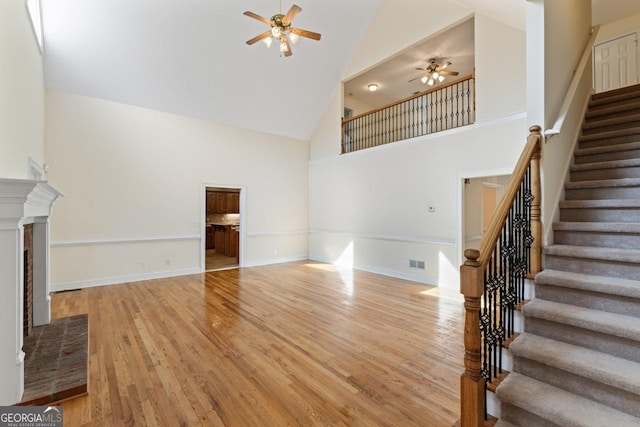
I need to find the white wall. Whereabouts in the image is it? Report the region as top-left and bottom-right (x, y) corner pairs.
(0, 1), (45, 179)
(527, 0), (593, 244)
(309, 10), (527, 288)
(45, 90), (309, 289)
(344, 0), (471, 80)
(475, 15), (527, 121)
(596, 12), (640, 42)
(344, 96), (375, 118)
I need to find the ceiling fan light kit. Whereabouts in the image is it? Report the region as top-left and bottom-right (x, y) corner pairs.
(410, 58), (459, 86)
(243, 3), (321, 58)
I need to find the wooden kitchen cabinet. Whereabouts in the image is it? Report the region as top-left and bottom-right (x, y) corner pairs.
(214, 225), (226, 253)
(206, 226), (215, 249)
(215, 193), (226, 213)
(207, 191), (240, 214)
(229, 228), (239, 261)
(226, 192), (240, 214)
(206, 192), (217, 214)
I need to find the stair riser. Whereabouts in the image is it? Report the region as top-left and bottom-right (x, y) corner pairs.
(500, 403), (559, 427)
(544, 254), (640, 281)
(586, 106), (640, 122)
(513, 357), (640, 418)
(579, 134), (640, 150)
(592, 85), (640, 101)
(584, 110), (640, 126)
(570, 166), (640, 181)
(525, 317), (640, 363)
(553, 230), (640, 249)
(582, 123), (640, 138)
(575, 148), (640, 164)
(564, 186), (640, 200)
(559, 207), (640, 223)
(535, 284), (640, 318)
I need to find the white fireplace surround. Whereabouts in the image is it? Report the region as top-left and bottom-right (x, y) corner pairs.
(0, 178), (62, 405)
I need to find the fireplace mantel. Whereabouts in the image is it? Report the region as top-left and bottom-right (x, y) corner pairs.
(0, 178), (62, 404)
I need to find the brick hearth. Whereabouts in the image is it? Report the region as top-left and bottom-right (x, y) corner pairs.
(19, 314), (88, 406)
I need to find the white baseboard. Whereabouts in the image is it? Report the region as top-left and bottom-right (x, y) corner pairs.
(243, 255), (308, 268)
(309, 255), (439, 286)
(51, 267), (201, 292)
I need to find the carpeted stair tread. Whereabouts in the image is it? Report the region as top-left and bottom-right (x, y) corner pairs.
(535, 269), (640, 300)
(559, 198), (640, 209)
(509, 334), (640, 395)
(575, 140), (640, 156)
(570, 157), (640, 172)
(565, 177), (640, 189)
(522, 299), (640, 342)
(553, 221), (640, 233)
(494, 421), (517, 427)
(497, 373), (640, 426)
(544, 244), (640, 264)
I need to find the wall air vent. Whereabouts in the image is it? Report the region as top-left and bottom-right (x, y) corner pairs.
(409, 259), (425, 270)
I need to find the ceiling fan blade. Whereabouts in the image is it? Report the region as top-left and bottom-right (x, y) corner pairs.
(243, 11), (272, 26)
(282, 4), (302, 26)
(415, 67), (427, 71)
(408, 75), (424, 82)
(291, 27), (321, 41)
(436, 61), (452, 71)
(283, 37), (293, 57)
(246, 30), (272, 46)
(439, 70), (459, 76)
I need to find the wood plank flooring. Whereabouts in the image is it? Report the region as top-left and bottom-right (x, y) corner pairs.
(205, 249), (238, 271)
(52, 261), (465, 426)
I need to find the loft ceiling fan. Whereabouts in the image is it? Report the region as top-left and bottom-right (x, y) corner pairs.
(409, 58), (459, 86)
(243, 2), (321, 57)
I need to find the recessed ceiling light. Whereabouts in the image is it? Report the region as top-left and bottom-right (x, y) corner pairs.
(368, 84), (379, 92)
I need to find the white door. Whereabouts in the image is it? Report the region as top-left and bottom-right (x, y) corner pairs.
(594, 33), (638, 93)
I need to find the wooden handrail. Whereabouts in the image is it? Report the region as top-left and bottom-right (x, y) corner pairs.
(459, 125), (542, 427)
(342, 73), (475, 124)
(477, 125), (542, 268)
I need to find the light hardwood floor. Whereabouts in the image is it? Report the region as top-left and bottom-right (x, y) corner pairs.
(205, 249), (238, 271)
(53, 261), (465, 426)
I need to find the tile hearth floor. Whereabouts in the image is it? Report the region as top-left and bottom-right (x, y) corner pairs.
(19, 314), (88, 406)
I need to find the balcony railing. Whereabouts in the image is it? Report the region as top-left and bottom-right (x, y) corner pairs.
(342, 74), (475, 153)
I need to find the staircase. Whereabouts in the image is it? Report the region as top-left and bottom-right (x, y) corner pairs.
(495, 84), (640, 426)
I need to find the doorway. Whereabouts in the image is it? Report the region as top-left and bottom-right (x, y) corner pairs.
(204, 186), (242, 271)
(462, 175), (508, 256)
(594, 32), (639, 93)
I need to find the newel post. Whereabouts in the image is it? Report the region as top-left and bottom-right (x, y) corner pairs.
(460, 248), (484, 427)
(529, 125), (543, 275)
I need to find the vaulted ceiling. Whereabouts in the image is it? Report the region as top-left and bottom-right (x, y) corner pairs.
(41, 0), (640, 141)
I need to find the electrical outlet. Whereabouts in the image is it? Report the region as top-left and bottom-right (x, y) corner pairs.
(165, 259), (171, 266)
(141, 261), (147, 269)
